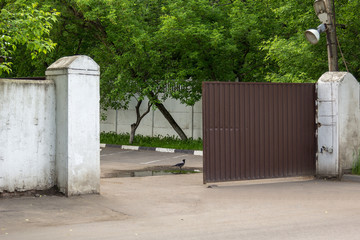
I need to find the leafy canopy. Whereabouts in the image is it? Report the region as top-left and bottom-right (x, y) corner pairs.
(0, 0), (59, 74)
(3, 0), (360, 97)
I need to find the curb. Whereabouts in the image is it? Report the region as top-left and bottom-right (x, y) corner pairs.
(101, 143), (203, 156)
(341, 174), (360, 183)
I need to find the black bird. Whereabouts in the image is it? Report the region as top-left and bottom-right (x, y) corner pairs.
(174, 159), (185, 170)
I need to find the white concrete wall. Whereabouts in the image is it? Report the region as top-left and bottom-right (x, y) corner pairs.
(0, 79), (56, 192)
(338, 73), (360, 172)
(1, 55), (100, 196)
(101, 98), (203, 139)
(316, 72), (360, 177)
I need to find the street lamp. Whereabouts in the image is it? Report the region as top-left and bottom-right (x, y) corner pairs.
(313, 0), (330, 24)
(305, 0), (330, 44)
(305, 0), (338, 71)
(305, 23), (326, 44)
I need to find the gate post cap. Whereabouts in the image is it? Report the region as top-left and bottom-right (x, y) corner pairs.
(318, 72), (352, 83)
(47, 55), (99, 71)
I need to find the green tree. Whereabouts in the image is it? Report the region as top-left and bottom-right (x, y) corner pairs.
(336, 0), (360, 77)
(74, 0), (280, 142)
(261, 0), (360, 82)
(260, 0), (328, 82)
(0, 0), (59, 74)
(69, 0), (193, 142)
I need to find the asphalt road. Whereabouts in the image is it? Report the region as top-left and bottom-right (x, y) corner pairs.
(1, 147), (360, 240)
(100, 147), (203, 177)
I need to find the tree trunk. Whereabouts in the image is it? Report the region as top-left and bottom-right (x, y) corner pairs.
(154, 101), (188, 141)
(129, 123), (137, 144)
(148, 91), (188, 140)
(129, 100), (152, 144)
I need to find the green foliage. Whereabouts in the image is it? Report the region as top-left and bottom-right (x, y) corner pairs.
(5, 0), (360, 80)
(352, 151), (360, 175)
(336, 0), (360, 77)
(5, 0), (360, 106)
(260, 0), (328, 83)
(352, 161), (360, 175)
(1, 0), (100, 77)
(0, 0), (59, 74)
(100, 132), (203, 150)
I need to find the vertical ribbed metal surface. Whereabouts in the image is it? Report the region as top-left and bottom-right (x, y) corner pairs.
(202, 82), (316, 183)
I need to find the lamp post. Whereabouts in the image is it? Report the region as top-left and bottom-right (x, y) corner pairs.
(305, 0), (338, 71)
(325, 0), (338, 71)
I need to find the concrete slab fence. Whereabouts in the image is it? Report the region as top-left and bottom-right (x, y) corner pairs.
(101, 97), (203, 140)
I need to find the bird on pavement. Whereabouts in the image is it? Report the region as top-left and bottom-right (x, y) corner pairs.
(174, 159), (185, 170)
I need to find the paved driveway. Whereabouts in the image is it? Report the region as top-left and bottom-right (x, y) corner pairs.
(1, 148), (360, 240)
(100, 147), (203, 177)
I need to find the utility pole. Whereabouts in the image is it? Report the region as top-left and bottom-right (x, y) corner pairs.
(325, 0), (338, 71)
(305, 0), (339, 71)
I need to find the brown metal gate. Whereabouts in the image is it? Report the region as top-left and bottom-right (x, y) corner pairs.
(202, 82), (316, 183)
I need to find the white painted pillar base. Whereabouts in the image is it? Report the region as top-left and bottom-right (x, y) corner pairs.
(46, 55), (100, 196)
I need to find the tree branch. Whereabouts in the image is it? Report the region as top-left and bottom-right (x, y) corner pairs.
(210, 0), (234, 7)
(135, 100), (142, 125)
(59, 0), (122, 55)
(148, 91), (187, 140)
(134, 99), (153, 126)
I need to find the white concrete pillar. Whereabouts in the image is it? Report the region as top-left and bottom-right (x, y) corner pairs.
(316, 72), (360, 177)
(46, 55), (100, 196)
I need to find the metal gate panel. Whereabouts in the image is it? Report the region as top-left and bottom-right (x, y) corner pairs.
(202, 82), (316, 183)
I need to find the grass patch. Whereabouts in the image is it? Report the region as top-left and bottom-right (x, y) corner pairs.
(352, 153), (360, 175)
(100, 132), (203, 150)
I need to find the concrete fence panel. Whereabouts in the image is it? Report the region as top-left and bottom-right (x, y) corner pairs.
(101, 98), (203, 140)
(0, 79), (56, 192)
